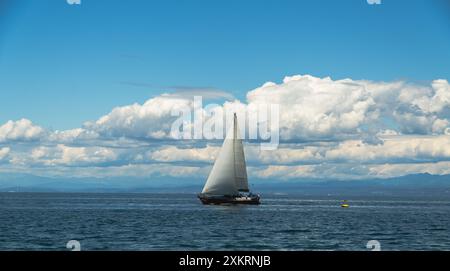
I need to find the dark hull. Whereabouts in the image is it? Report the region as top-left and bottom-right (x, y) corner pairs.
(198, 194), (260, 205)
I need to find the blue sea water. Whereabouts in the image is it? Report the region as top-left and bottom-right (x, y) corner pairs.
(0, 193), (449, 251)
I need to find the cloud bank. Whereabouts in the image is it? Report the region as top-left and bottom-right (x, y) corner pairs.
(0, 74), (449, 181)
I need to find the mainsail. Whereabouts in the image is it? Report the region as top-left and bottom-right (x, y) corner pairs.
(201, 113), (249, 195)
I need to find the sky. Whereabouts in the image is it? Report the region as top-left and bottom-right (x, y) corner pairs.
(0, 0), (450, 184)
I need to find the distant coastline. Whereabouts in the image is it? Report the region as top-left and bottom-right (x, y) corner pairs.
(1, 173), (449, 198)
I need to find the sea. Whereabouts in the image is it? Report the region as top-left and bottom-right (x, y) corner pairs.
(0, 192), (449, 251)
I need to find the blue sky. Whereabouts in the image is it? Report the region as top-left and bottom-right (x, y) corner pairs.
(1, 0), (450, 183)
(1, 0), (450, 129)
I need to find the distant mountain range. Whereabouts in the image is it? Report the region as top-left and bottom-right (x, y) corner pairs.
(0, 173), (449, 197)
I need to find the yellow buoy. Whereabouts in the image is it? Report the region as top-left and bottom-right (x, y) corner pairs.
(341, 200), (349, 208)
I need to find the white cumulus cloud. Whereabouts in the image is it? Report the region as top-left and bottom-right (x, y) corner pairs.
(84, 96), (193, 140)
(325, 135), (450, 162)
(247, 75), (450, 140)
(0, 119), (46, 142)
(150, 145), (220, 162)
(13, 144), (118, 166)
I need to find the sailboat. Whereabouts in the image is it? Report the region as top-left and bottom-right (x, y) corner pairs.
(198, 113), (260, 205)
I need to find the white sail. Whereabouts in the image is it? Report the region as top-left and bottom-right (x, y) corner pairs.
(201, 113), (249, 195)
(233, 114), (249, 192)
